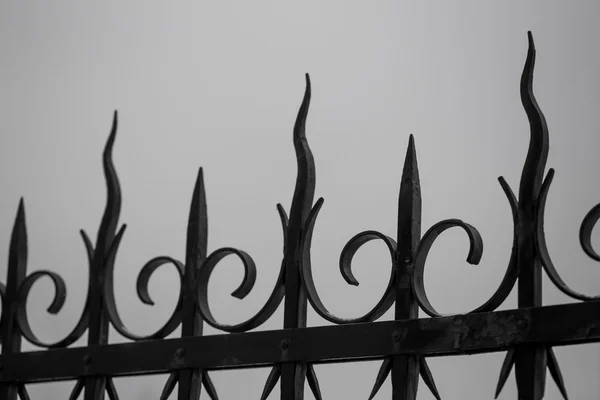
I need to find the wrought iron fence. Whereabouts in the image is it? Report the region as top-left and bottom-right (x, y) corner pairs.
(0, 31), (599, 400)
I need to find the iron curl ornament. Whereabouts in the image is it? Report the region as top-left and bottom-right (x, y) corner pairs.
(0, 31), (599, 400)
(8, 115), (219, 400)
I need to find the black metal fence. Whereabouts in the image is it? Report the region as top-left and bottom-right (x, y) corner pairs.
(1, 31), (599, 400)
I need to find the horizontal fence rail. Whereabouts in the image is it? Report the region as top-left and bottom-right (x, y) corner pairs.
(2, 301), (600, 383)
(0, 31), (599, 400)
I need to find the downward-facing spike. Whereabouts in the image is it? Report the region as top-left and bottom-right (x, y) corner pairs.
(495, 348), (517, 398)
(367, 358), (392, 400)
(420, 357), (441, 400)
(106, 377), (120, 400)
(202, 371), (219, 400)
(17, 384), (31, 400)
(306, 364), (323, 400)
(259, 365), (281, 400)
(547, 347), (568, 400)
(68, 379), (84, 400)
(158, 372), (177, 400)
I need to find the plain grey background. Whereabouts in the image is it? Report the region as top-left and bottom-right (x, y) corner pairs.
(1, 1), (599, 399)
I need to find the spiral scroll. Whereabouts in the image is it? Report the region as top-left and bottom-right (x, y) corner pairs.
(300, 198), (399, 324)
(2, 31), (598, 400)
(14, 112), (189, 348)
(193, 188), (289, 334)
(196, 247), (286, 333)
(580, 202), (600, 262)
(193, 76), (314, 334)
(412, 177), (519, 317)
(95, 113), (188, 341)
(534, 168), (600, 301)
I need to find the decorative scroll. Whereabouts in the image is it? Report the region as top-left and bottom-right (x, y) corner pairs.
(0, 31), (598, 400)
(412, 179), (519, 318)
(406, 31), (578, 400)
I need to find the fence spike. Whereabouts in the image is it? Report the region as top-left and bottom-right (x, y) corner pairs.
(0, 31), (598, 400)
(514, 30), (550, 400)
(306, 364), (323, 400)
(368, 358), (392, 400)
(106, 378), (120, 400)
(202, 372), (219, 400)
(17, 385), (30, 400)
(0, 199), (28, 400)
(260, 365), (282, 400)
(419, 357), (440, 400)
(546, 347), (568, 400)
(159, 372), (178, 400)
(495, 348), (516, 398)
(68, 379), (85, 400)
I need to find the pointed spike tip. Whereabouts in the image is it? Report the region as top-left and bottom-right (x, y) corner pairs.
(527, 31), (535, 51)
(104, 110), (119, 156)
(14, 197), (26, 230)
(293, 74), (312, 142)
(305, 73), (311, 95)
(17, 197), (25, 215)
(196, 166), (204, 185)
(401, 133), (418, 180)
(193, 167), (206, 203)
(111, 110), (118, 133)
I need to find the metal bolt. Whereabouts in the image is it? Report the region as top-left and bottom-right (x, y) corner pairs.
(280, 339), (290, 350)
(176, 348), (185, 357)
(83, 355), (91, 365)
(393, 330), (401, 342)
(587, 324), (597, 337)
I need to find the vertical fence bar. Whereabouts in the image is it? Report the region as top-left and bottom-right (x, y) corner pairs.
(514, 32), (549, 400)
(391, 137), (421, 400)
(84, 114), (121, 400)
(281, 75), (313, 400)
(177, 168), (208, 400)
(84, 234), (111, 400)
(0, 31), (596, 400)
(0, 200), (27, 400)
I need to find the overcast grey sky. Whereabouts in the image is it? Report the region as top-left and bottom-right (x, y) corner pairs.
(1, 1), (600, 399)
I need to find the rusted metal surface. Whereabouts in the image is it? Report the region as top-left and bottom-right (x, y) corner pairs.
(1, 300), (600, 384)
(1, 31), (599, 399)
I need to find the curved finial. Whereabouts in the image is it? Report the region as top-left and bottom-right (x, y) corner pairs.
(288, 73), (316, 231)
(293, 74), (311, 144)
(96, 111), (122, 256)
(527, 31), (535, 51)
(518, 30), (549, 206)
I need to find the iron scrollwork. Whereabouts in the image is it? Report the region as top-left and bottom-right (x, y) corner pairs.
(1, 31), (600, 400)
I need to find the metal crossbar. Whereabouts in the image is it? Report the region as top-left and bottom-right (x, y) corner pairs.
(0, 31), (598, 400)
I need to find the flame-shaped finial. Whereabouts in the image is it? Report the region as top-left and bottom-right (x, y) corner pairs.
(518, 31), (549, 207)
(96, 111), (122, 256)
